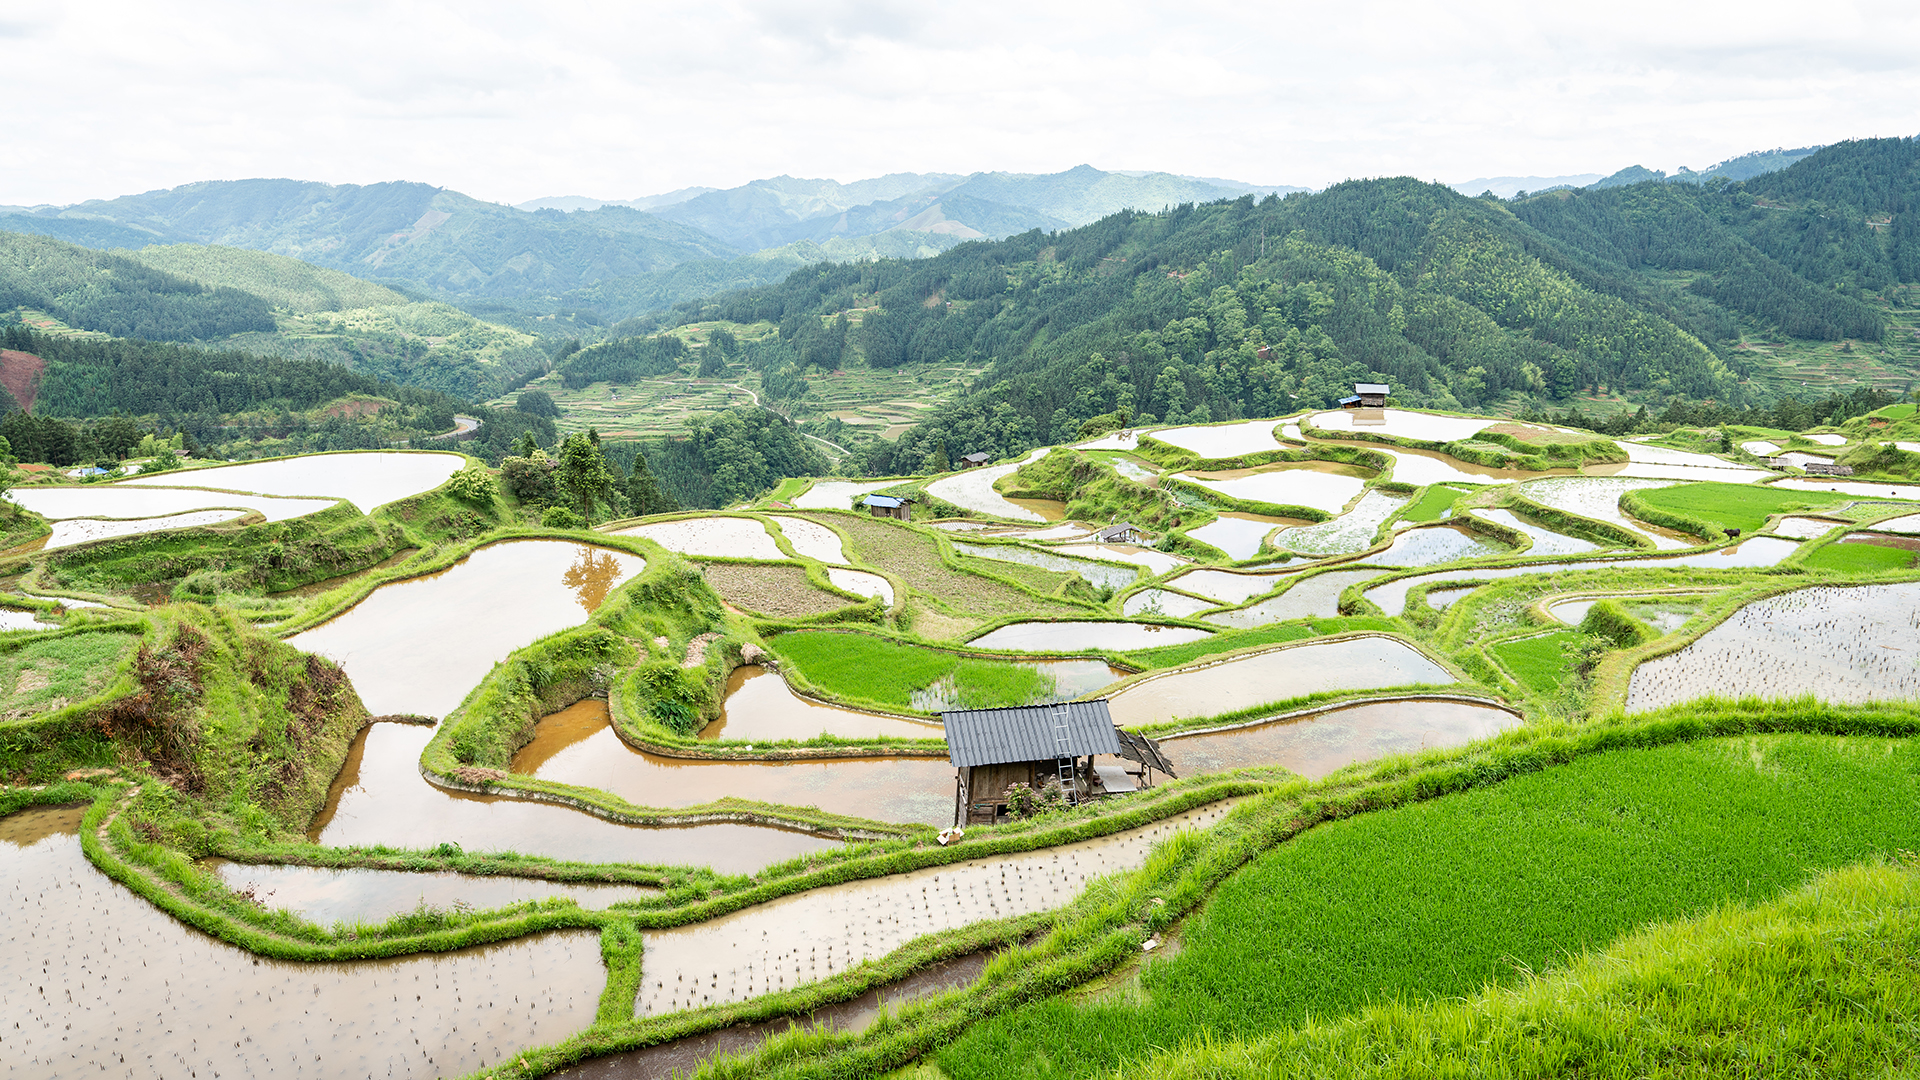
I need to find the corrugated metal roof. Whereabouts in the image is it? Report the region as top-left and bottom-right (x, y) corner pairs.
(864, 494), (905, 508)
(1355, 382), (1390, 395)
(942, 700), (1122, 767)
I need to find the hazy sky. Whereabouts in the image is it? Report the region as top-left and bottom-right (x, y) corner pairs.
(6, 0), (1917, 207)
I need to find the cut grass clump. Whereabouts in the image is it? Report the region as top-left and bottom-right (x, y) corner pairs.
(932, 735), (1920, 1080)
(1632, 482), (1852, 535)
(1490, 630), (1585, 694)
(1802, 540), (1918, 572)
(769, 631), (1063, 712)
(0, 627), (138, 721)
(695, 562), (859, 619)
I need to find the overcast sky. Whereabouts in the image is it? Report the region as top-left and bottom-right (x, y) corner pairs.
(5, 0), (1917, 207)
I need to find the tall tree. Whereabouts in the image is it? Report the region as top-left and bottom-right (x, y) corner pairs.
(554, 431), (619, 522)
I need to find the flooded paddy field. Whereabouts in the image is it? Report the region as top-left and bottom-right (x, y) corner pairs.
(1272, 489), (1409, 555)
(1151, 419), (1289, 458)
(1627, 582), (1920, 712)
(1772, 515), (1849, 538)
(1365, 536), (1801, 615)
(560, 953), (993, 1079)
(824, 567), (893, 605)
(1107, 636), (1454, 726)
(1187, 512), (1300, 560)
(1123, 588), (1221, 619)
(3, 805), (602, 1079)
(1308, 409), (1496, 442)
(968, 620), (1213, 652)
(1516, 476), (1690, 549)
(703, 666), (945, 741)
(1168, 567), (1298, 604)
(36, 508), (246, 549)
(950, 541), (1139, 591)
(908, 658), (1122, 711)
(202, 859), (657, 927)
(1366, 524), (1508, 567)
(1547, 594), (1705, 633)
(1049, 543), (1188, 575)
(1374, 447), (1541, 486)
(1203, 569), (1384, 629)
(1161, 698), (1520, 779)
(1470, 509), (1601, 556)
(1873, 513), (1920, 533)
(791, 480), (898, 510)
(768, 515), (847, 563)
(317, 722), (842, 873)
(925, 452), (1048, 521)
(615, 517), (785, 561)
(518, 701), (954, 827)
(120, 450), (467, 512)
(634, 800), (1240, 1016)
(1179, 461), (1370, 514)
(8, 484), (337, 524)
(1771, 477), (1920, 501)
(288, 539), (645, 717)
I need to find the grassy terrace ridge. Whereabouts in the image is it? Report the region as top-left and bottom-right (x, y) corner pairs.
(1627, 480), (1856, 536)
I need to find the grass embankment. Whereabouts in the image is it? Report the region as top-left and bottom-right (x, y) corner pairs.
(929, 734), (1920, 1080)
(802, 512), (1085, 629)
(768, 631), (1062, 713)
(1628, 481), (1852, 537)
(1113, 856), (1920, 1079)
(0, 625), (137, 724)
(1113, 618), (1398, 672)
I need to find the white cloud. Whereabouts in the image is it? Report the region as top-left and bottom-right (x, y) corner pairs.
(4, 0), (1917, 207)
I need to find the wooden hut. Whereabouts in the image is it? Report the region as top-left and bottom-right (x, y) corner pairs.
(863, 493), (914, 521)
(942, 700), (1175, 825)
(1354, 382), (1390, 408)
(1095, 522), (1142, 544)
(959, 451), (992, 468)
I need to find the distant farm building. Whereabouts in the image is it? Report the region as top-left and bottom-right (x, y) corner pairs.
(863, 493), (914, 520)
(942, 700), (1175, 825)
(959, 451), (992, 468)
(1354, 382), (1390, 408)
(1094, 522), (1142, 544)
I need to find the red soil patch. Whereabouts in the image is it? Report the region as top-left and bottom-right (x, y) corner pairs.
(0, 350), (46, 412)
(319, 397), (388, 420)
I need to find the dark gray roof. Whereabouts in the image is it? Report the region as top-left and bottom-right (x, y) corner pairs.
(1116, 729), (1177, 778)
(961, 451), (992, 462)
(942, 700), (1122, 768)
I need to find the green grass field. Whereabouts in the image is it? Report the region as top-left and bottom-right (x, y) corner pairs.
(1398, 485), (1464, 524)
(806, 514), (1080, 622)
(1802, 540), (1919, 572)
(1490, 630), (1583, 694)
(933, 735), (1920, 1080)
(768, 631), (1057, 710)
(1111, 858), (1920, 1079)
(0, 629), (136, 721)
(1634, 481), (1853, 533)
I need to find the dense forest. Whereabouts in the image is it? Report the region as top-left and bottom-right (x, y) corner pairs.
(624, 137), (1919, 476)
(0, 232), (276, 341)
(621, 408), (826, 508)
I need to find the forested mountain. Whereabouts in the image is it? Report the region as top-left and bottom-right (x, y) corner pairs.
(652, 137), (1919, 476)
(1590, 145), (1826, 189)
(0, 179), (736, 299)
(121, 244), (411, 312)
(0, 232), (276, 341)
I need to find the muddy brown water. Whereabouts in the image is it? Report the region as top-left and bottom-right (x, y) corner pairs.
(287, 539), (645, 718)
(1107, 637), (1455, 727)
(633, 800), (1240, 1016)
(1161, 698), (1520, 779)
(702, 666), (945, 741)
(1188, 512), (1306, 560)
(554, 952), (991, 1079)
(517, 701), (956, 828)
(316, 721), (843, 874)
(2, 804), (601, 1079)
(201, 858), (658, 927)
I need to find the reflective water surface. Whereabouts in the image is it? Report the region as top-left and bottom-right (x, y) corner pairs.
(703, 666), (944, 741)
(203, 859), (656, 927)
(1162, 698), (1519, 779)
(1107, 636), (1454, 726)
(288, 540), (644, 718)
(120, 451), (466, 513)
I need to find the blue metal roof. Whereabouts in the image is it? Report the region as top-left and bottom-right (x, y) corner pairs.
(864, 494), (905, 508)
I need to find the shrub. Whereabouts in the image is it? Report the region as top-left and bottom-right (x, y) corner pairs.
(541, 506), (585, 530)
(446, 468), (497, 504)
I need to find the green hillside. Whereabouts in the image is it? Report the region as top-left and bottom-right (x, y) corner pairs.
(121, 244), (411, 312)
(0, 231), (275, 341)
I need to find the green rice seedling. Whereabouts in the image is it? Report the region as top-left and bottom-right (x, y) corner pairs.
(1489, 630), (1586, 694)
(1397, 485), (1465, 523)
(930, 735), (1920, 1080)
(1632, 482), (1852, 534)
(1802, 540), (1917, 572)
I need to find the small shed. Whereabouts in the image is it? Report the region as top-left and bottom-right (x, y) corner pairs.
(1095, 522), (1142, 544)
(944, 700), (1133, 825)
(959, 451), (992, 468)
(1354, 382), (1390, 408)
(1337, 395), (1363, 409)
(863, 493), (914, 521)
